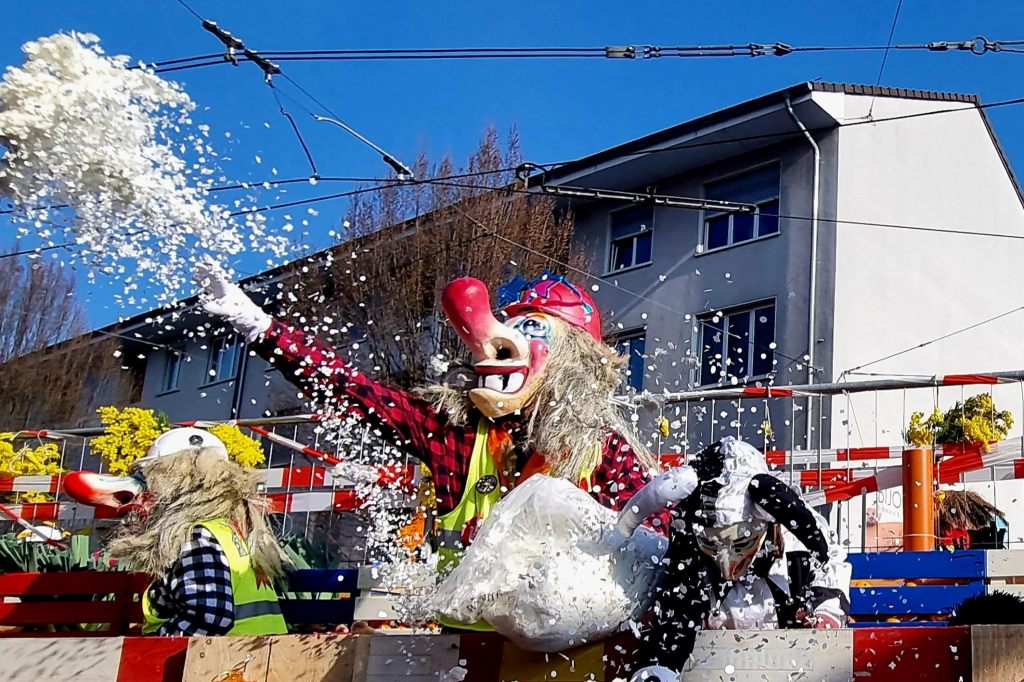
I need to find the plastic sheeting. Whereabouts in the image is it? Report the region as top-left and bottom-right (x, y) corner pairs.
(434, 475), (666, 651)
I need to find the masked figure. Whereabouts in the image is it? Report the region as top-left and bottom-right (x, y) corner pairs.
(604, 437), (851, 675)
(193, 259), (668, 631)
(65, 427), (288, 636)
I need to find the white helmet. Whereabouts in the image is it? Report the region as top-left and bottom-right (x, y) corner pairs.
(16, 524), (68, 543)
(138, 427), (228, 463)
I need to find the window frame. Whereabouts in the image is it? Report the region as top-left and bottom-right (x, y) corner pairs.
(159, 347), (186, 394)
(697, 299), (777, 386)
(204, 335), (242, 386)
(613, 328), (647, 392)
(606, 204), (655, 274)
(699, 162), (782, 254)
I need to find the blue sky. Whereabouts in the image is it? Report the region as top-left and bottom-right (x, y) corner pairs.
(5, 1), (1024, 328)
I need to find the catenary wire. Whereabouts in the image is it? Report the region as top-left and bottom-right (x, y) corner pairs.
(842, 304), (1024, 375)
(868, 0), (906, 118)
(143, 37), (1024, 72)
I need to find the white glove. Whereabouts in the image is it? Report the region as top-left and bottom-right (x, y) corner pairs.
(615, 466), (699, 539)
(580, 524), (630, 556)
(194, 256), (271, 342)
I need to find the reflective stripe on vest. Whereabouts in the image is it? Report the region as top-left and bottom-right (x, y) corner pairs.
(435, 419), (501, 631)
(141, 518), (288, 636)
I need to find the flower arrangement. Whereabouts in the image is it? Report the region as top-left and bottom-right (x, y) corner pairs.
(89, 406), (266, 471)
(905, 394), (1013, 447)
(206, 423), (266, 469)
(0, 435), (63, 503)
(90, 406), (170, 475)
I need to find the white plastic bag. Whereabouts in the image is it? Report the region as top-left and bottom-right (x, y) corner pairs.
(433, 474), (666, 651)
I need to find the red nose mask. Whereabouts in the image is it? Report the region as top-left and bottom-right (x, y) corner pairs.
(63, 471), (146, 515)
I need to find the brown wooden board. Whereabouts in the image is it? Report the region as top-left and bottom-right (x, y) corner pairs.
(183, 634), (370, 682)
(971, 624), (1024, 682)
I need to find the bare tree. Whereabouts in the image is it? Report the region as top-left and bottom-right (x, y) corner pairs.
(0, 250), (136, 429)
(288, 127), (586, 388)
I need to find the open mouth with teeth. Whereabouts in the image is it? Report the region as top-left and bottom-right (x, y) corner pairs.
(475, 365), (529, 394)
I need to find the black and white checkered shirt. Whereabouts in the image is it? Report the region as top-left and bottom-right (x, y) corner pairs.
(146, 526), (235, 636)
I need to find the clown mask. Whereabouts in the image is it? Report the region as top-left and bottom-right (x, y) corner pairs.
(441, 274), (601, 419)
(696, 520), (770, 581)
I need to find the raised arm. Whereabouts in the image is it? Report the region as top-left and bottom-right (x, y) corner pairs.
(748, 473), (851, 628)
(600, 465), (699, 549)
(193, 258), (447, 459)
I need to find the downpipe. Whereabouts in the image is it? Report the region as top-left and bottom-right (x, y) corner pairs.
(785, 94), (820, 450)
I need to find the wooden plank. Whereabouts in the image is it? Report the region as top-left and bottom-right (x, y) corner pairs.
(972, 624), (1024, 682)
(183, 634), (370, 682)
(0, 572), (151, 596)
(285, 568), (359, 593)
(682, 629), (852, 681)
(851, 584), (984, 616)
(499, 640), (605, 682)
(848, 551), (986, 580)
(365, 635), (462, 682)
(987, 584), (1024, 596)
(984, 549), (1024, 579)
(0, 636), (124, 681)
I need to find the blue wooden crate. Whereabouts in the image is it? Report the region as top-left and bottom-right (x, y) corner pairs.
(281, 569), (361, 626)
(848, 551), (986, 580)
(848, 550), (988, 627)
(281, 598), (356, 625)
(284, 569), (359, 593)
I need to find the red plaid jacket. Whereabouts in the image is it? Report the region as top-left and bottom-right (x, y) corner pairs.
(252, 319), (669, 527)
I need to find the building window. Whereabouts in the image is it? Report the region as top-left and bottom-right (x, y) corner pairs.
(161, 349), (185, 392)
(699, 302), (775, 385)
(206, 336), (241, 384)
(609, 205), (653, 271)
(703, 164), (781, 251)
(614, 330), (646, 391)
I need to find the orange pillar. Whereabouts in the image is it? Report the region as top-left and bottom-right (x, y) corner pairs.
(902, 447), (936, 551)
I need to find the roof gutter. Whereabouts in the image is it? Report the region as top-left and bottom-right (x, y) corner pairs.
(784, 93), (820, 450)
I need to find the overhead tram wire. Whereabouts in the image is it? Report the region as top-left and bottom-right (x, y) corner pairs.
(446, 204), (820, 376)
(168, 0), (415, 180)
(5, 87), (1024, 216)
(867, 0), (906, 119)
(144, 37), (1024, 73)
(842, 304), (1024, 376)
(0, 166), (528, 217)
(14, 167), (1024, 262)
(424, 177), (1024, 244)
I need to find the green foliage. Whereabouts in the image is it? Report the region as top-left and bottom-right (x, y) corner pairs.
(905, 394), (1013, 446)
(0, 533), (96, 573)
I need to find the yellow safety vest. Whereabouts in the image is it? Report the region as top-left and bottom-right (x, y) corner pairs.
(434, 419), (599, 631)
(142, 518), (288, 636)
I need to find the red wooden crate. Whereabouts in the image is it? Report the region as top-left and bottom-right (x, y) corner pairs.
(0, 572), (151, 636)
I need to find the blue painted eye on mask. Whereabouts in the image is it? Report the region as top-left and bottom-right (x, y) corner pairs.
(509, 315), (552, 343)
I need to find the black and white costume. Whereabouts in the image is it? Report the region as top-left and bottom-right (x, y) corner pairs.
(612, 437), (851, 672)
